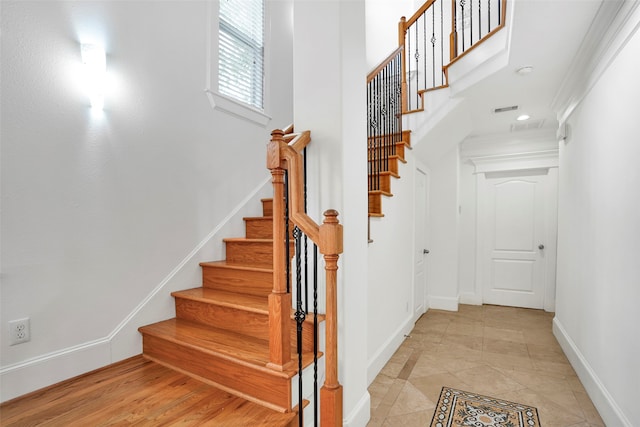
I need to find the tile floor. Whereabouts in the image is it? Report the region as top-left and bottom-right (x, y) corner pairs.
(367, 305), (605, 427)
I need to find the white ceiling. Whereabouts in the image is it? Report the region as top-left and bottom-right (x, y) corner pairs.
(460, 0), (604, 137)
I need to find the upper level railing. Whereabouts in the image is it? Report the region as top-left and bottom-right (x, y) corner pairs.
(367, 47), (403, 196)
(399, 0), (507, 111)
(267, 128), (344, 426)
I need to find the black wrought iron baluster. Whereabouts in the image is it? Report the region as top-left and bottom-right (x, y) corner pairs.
(440, 0), (444, 85)
(303, 147), (309, 314)
(478, 0), (482, 40)
(284, 170), (290, 293)
(470, 0), (473, 45)
(498, 0), (501, 25)
(406, 26), (411, 110)
(312, 243), (318, 425)
(431, 6), (436, 88)
(376, 74), (382, 191)
(414, 23), (419, 109)
(423, 12), (427, 92)
(293, 226), (305, 427)
(488, 0), (491, 30)
(461, 0), (466, 53)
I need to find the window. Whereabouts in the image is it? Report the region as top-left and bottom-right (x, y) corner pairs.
(219, 0), (264, 110)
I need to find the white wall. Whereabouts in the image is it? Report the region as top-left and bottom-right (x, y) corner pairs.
(367, 153), (417, 383)
(365, 0), (417, 69)
(426, 145), (460, 310)
(292, 1), (370, 425)
(0, 0), (293, 402)
(554, 15), (640, 425)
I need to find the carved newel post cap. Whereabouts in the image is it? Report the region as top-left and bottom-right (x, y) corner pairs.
(323, 209), (340, 223)
(271, 129), (285, 140)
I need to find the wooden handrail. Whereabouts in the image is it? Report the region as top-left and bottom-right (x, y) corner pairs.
(267, 129), (343, 426)
(367, 46), (404, 84)
(403, 0), (438, 29)
(395, 0), (508, 111)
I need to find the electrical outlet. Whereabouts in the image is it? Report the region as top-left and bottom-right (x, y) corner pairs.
(9, 318), (30, 345)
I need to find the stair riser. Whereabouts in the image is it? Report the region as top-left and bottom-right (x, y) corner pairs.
(245, 219), (273, 239)
(226, 241), (274, 268)
(368, 193), (382, 215)
(142, 335), (292, 412)
(245, 218), (294, 240)
(261, 199), (273, 217)
(175, 298), (317, 353)
(368, 157), (398, 174)
(368, 174), (391, 193)
(202, 266), (273, 296)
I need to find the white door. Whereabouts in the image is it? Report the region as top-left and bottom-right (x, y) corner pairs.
(413, 168), (428, 321)
(480, 169), (556, 309)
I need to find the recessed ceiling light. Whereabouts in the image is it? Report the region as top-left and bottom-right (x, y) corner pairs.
(517, 114), (530, 121)
(516, 66), (534, 75)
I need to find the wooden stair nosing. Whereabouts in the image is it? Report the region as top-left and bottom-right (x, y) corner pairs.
(143, 337), (291, 413)
(200, 261), (273, 296)
(172, 288), (322, 352)
(139, 320), (318, 412)
(199, 260), (272, 273)
(172, 288), (326, 323)
(139, 319), (316, 374)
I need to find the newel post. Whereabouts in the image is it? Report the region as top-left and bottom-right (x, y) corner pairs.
(266, 129), (292, 371)
(398, 16), (408, 113)
(319, 209), (343, 427)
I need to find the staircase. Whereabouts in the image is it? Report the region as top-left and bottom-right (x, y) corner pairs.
(367, 131), (412, 217)
(139, 197), (316, 425)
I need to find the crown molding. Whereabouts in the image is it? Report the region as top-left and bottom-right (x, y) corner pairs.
(551, 0), (640, 125)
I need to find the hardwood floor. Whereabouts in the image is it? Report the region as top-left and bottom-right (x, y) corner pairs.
(0, 356), (297, 426)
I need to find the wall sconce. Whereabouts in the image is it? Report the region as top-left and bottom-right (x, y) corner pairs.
(81, 44), (106, 110)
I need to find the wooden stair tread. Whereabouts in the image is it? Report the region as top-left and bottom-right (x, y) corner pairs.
(244, 216), (274, 221)
(173, 287), (327, 323)
(368, 170), (400, 179)
(172, 288), (268, 314)
(199, 260), (273, 273)
(139, 319), (315, 376)
(223, 237), (272, 243)
(369, 189), (393, 197)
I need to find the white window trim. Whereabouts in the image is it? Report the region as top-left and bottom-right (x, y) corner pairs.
(206, 0), (272, 127)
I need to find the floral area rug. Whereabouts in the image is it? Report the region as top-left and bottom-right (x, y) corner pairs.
(430, 387), (541, 427)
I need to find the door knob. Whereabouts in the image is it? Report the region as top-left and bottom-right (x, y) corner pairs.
(423, 249), (430, 254)
(538, 244), (545, 250)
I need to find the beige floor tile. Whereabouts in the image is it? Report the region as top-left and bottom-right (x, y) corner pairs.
(368, 305), (604, 426)
(409, 372), (474, 403)
(483, 337), (530, 357)
(451, 364), (525, 395)
(445, 321), (485, 336)
(368, 373), (395, 410)
(407, 353), (448, 379)
(381, 410), (433, 427)
(482, 351), (535, 371)
(484, 325), (526, 343)
(387, 381), (436, 416)
(574, 391), (605, 426)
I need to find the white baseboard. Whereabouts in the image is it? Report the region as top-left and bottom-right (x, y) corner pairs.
(0, 340), (111, 402)
(0, 178), (272, 404)
(367, 315), (414, 385)
(429, 295), (460, 311)
(458, 292), (482, 306)
(553, 318), (632, 426)
(343, 391), (371, 427)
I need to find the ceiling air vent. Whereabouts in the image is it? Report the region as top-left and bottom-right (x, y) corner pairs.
(511, 119), (545, 132)
(493, 105), (518, 113)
